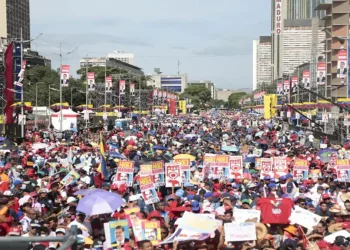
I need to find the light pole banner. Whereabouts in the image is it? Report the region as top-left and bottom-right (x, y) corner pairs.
(158, 90), (162, 99)
(61, 65), (70, 87)
(119, 80), (126, 95)
(337, 50), (347, 79)
(276, 81), (282, 96)
(163, 91), (167, 98)
(291, 76), (298, 94)
(283, 80), (289, 94)
(317, 62), (326, 85)
(153, 89), (158, 97)
(87, 72), (95, 91)
(105, 76), (112, 93)
(348, 39), (350, 97)
(130, 83), (135, 95)
(302, 70), (310, 89)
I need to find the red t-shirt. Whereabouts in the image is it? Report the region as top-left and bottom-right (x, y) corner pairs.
(257, 198), (294, 224)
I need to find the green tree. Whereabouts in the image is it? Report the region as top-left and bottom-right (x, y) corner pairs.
(210, 99), (228, 108)
(227, 92), (248, 109)
(179, 85), (212, 109)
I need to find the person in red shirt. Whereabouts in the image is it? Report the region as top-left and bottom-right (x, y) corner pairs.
(257, 197), (294, 224)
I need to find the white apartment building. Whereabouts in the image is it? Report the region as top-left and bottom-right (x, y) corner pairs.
(147, 74), (188, 94)
(283, 20), (325, 74)
(107, 51), (135, 65)
(253, 36), (272, 90)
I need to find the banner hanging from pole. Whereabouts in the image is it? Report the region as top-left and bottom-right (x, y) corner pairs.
(87, 72), (95, 91)
(119, 80), (125, 95)
(61, 65), (70, 87)
(105, 76), (112, 93)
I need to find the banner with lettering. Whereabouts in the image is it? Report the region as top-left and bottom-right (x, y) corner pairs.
(336, 159), (350, 182)
(224, 222), (256, 242)
(152, 161), (165, 187)
(140, 164), (152, 176)
(175, 158), (191, 184)
(165, 163), (181, 187)
(114, 160), (134, 186)
(215, 155), (230, 180)
(293, 159), (309, 181)
(273, 157), (288, 178)
(260, 158), (273, 179)
(229, 156), (243, 179)
(139, 176), (159, 205)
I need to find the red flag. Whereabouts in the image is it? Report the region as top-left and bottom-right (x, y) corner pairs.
(4, 42), (14, 124)
(297, 226), (307, 249)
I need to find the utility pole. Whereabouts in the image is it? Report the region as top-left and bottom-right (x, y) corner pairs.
(20, 28), (24, 137)
(177, 60), (181, 75)
(85, 63), (88, 129)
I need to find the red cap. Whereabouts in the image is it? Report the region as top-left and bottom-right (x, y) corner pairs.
(118, 184), (127, 193)
(342, 222), (350, 229)
(8, 226), (21, 236)
(322, 194), (330, 200)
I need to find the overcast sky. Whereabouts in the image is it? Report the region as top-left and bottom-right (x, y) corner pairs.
(30, 0), (270, 90)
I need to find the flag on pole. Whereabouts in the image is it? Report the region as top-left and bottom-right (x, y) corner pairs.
(97, 132), (109, 179)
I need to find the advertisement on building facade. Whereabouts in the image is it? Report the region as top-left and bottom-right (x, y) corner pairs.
(275, 0), (282, 35)
(316, 62), (326, 85)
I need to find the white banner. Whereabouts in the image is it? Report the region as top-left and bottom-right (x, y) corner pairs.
(224, 222), (256, 242)
(289, 206), (321, 230)
(233, 209), (261, 223)
(105, 76), (112, 93)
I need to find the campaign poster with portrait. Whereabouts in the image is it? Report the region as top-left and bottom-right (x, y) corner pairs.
(229, 156), (243, 179)
(60, 65), (70, 87)
(215, 155), (230, 180)
(260, 158), (273, 179)
(337, 50), (347, 79)
(130, 83), (135, 96)
(276, 82), (283, 95)
(309, 169), (322, 180)
(125, 207), (144, 241)
(165, 163), (181, 187)
(124, 207), (142, 228)
(139, 176), (159, 205)
(114, 160), (134, 186)
(104, 220), (129, 248)
(119, 80), (126, 95)
(152, 161), (165, 187)
(291, 76), (298, 94)
(203, 154), (216, 178)
(283, 80), (290, 95)
(336, 159), (350, 182)
(273, 157), (288, 178)
(87, 72), (95, 91)
(317, 62), (326, 85)
(141, 221), (161, 246)
(153, 89), (158, 98)
(60, 171), (80, 186)
(293, 159), (309, 181)
(302, 70), (310, 89)
(140, 164), (152, 176)
(174, 158), (191, 184)
(106, 76), (112, 93)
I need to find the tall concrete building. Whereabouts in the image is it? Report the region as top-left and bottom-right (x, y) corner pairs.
(0, 0), (30, 48)
(147, 74), (188, 94)
(283, 19), (325, 75)
(271, 0), (325, 82)
(253, 36), (272, 90)
(107, 51), (135, 65)
(316, 0), (350, 98)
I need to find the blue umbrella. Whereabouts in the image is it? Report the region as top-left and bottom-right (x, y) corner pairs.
(153, 145), (167, 150)
(108, 152), (126, 159)
(221, 145), (239, 152)
(76, 189), (125, 216)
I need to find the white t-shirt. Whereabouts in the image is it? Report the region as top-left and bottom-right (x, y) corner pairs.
(68, 220), (92, 237)
(308, 134), (314, 142)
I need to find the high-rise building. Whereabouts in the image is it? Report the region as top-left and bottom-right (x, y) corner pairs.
(271, 0), (325, 82)
(253, 36), (272, 90)
(107, 51), (135, 65)
(147, 74), (188, 94)
(316, 0), (350, 98)
(0, 0), (30, 48)
(283, 19), (325, 75)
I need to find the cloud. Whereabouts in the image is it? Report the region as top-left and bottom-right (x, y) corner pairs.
(38, 33), (152, 48)
(193, 43), (251, 57)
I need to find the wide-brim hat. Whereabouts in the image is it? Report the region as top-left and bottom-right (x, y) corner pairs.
(256, 223), (268, 240)
(328, 223), (343, 233)
(340, 193), (350, 202)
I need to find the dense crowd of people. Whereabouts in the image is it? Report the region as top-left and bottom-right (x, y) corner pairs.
(0, 111), (350, 250)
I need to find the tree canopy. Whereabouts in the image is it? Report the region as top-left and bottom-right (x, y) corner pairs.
(227, 92), (248, 109)
(179, 85), (212, 109)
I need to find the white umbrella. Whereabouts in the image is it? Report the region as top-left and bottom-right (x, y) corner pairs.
(32, 143), (48, 150)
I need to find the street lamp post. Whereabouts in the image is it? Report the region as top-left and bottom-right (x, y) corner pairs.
(34, 82), (43, 129)
(48, 86), (59, 128)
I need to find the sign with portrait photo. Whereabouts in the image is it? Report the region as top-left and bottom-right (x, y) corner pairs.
(139, 176), (159, 205)
(87, 72), (95, 91)
(337, 50), (347, 79)
(317, 62), (326, 85)
(114, 160), (134, 186)
(152, 161), (165, 187)
(60, 171), (80, 186)
(105, 76), (112, 93)
(174, 158), (191, 184)
(104, 220), (130, 248)
(60, 65), (70, 87)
